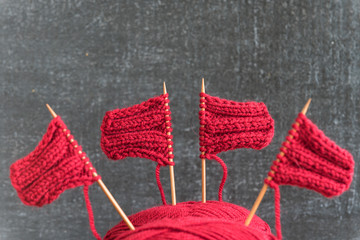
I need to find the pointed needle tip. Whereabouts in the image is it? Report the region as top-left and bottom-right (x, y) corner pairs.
(46, 104), (57, 118)
(201, 78), (205, 93)
(163, 82), (167, 94)
(301, 98), (312, 115)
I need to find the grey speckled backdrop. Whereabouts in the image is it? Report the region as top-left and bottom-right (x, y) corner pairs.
(1, 1), (359, 239)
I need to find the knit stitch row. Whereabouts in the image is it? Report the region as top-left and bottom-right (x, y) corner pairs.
(264, 113), (354, 240)
(10, 116), (100, 207)
(199, 92), (275, 201)
(100, 93), (174, 205)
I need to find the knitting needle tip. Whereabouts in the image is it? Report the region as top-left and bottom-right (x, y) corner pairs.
(46, 104), (57, 118)
(301, 98), (312, 115)
(163, 82), (167, 95)
(201, 78), (205, 93)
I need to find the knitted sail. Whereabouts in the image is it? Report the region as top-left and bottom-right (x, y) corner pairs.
(10, 116), (100, 207)
(199, 92), (274, 200)
(100, 93), (173, 204)
(266, 113), (354, 197)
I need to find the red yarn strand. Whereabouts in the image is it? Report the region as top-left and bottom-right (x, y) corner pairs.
(207, 154), (228, 202)
(155, 164), (167, 205)
(273, 184), (282, 240)
(84, 186), (102, 240)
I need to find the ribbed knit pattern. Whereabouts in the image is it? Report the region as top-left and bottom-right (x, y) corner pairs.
(199, 93), (274, 200)
(100, 93), (174, 204)
(9, 116), (102, 240)
(265, 113), (355, 240)
(10, 116), (100, 206)
(199, 93), (274, 154)
(266, 113), (354, 197)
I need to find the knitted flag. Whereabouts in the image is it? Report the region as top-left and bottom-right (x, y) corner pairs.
(10, 116), (102, 239)
(100, 93), (173, 204)
(266, 113), (354, 197)
(199, 93), (274, 155)
(199, 93), (274, 200)
(264, 113), (354, 239)
(10, 116), (100, 206)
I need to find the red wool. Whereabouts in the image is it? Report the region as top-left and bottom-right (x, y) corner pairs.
(266, 113), (354, 196)
(199, 93), (274, 200)
(100, 93), (174, 205)
(104, 201), (277, 240)
(10, 116), (102, 239)
(265, 113), (355, 239)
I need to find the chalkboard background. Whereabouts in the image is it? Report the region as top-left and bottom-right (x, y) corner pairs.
(1, 1), (359, 239)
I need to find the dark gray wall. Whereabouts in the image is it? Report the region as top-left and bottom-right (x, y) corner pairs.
(1, 1), (359, 239)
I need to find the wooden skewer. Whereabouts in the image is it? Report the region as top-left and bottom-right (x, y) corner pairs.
(45, 104), (135, 231)
(244, 98), (312, 226)
(46, 104), (58, 118)
(163, 82), (177, 206)
(201, 78), (206, 203)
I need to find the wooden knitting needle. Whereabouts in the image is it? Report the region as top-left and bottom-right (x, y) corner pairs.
(45, 104), (135, 231)
(244, 98), (312, 226)
(163, 82), (177, 205)
(201, 78), (206, 203)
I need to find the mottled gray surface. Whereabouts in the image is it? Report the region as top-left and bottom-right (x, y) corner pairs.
(1, 0), (359, 239)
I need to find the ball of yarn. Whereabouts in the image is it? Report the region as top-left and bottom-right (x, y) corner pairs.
(104, 201), (276, 240)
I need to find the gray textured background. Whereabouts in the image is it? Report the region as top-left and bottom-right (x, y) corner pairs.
(1, 1), (359, 239)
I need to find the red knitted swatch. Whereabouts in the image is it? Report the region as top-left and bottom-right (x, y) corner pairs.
(266, 113), (354, 197)
(199, 93), (274, 200)
(10, 116), (102, 239)
(265, 113), (354, 239)
(101, 93), (174, 205)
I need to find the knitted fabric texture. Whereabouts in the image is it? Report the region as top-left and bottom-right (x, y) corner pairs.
(100, 93), (174, 204)
(199, 93), (274, 200)
(10, 116), (102, 239)
(266, 113), (354, 197)
(104, 201), (277, 240)
(265, 113), (354, 239)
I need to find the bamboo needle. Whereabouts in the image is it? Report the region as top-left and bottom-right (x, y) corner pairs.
(163, 82), (177, 206)
(45, 104), (135, 231)
(201, 78), (206, 203)
(244, 98), (312, 226)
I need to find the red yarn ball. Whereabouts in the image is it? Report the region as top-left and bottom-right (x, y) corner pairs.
(104, 201), (276, 240)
